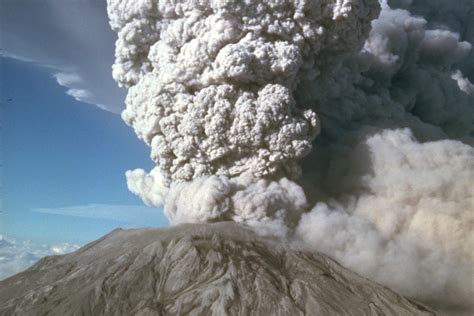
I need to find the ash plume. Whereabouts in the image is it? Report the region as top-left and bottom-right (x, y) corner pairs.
(108, 0), (474, 313)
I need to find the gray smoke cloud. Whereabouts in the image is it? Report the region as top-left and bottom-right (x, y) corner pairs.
(109, 0), (379, 220)
(108, 0), (473, 313)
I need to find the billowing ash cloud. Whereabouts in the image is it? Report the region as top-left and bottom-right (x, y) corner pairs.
(298, 129), (474, 311)
(109, 0), (379, 221)
(388, 0), (474, 84)
(108, 0), (474, 313)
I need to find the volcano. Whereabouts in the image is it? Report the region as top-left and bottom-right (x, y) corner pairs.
(0, 223), (432, 315)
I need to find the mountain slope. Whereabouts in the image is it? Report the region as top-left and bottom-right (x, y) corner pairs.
(0, 223), (433, 315)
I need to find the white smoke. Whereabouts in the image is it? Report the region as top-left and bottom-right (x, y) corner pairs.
(108, 0), (474, 313)
(125, 167), (169, 207)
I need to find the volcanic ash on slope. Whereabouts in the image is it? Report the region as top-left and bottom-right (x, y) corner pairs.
(0, 223), (433, 316)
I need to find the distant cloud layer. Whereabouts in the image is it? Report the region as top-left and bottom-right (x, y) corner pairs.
(0, 235), (79, 280)
(0, 0), (126, 113)
(0, 203), (167, 280)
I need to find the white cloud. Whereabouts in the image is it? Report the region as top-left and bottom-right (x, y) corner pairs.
(0, 235), (80, 280)
(0, 0), (126, 113)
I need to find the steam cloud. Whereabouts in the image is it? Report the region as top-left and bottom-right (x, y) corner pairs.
(108, 0), (474, 313)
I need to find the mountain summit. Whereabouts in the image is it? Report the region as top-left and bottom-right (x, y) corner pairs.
(0, 223), (432, 315)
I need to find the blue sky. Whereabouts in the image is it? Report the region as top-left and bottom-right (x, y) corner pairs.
(0, 0), (171, 279)
(1, 0), (126, 112)
(1, 57), (168, 245)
